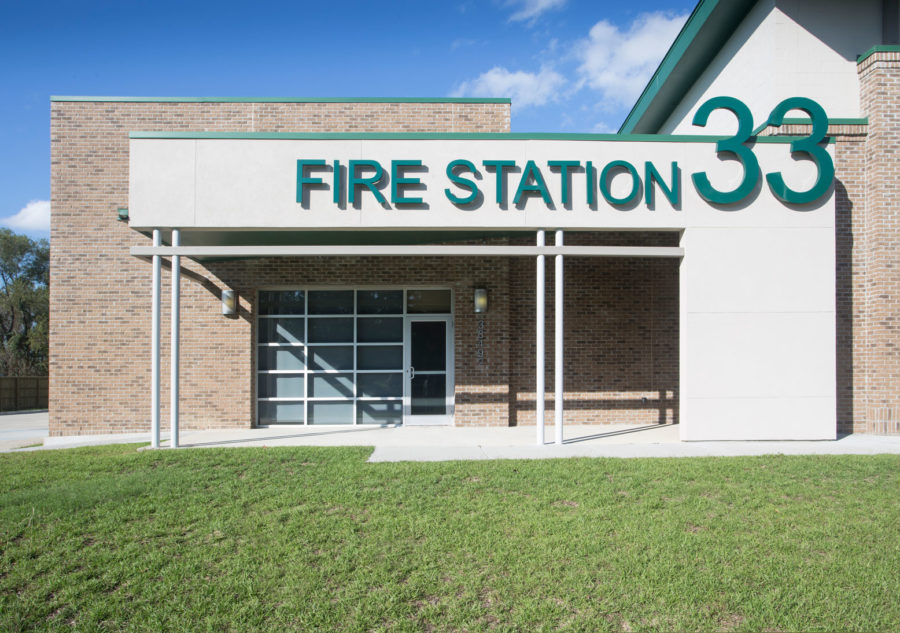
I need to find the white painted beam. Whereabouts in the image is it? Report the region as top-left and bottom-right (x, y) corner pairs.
(131, 244), (684, 258)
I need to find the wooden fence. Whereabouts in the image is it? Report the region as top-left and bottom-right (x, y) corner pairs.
(0, 376), (48, 412)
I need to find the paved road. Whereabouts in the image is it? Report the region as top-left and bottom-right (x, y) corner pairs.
(0, 411), (48, 450)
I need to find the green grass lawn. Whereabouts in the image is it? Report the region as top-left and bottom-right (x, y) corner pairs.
(1, 446), (898, 632)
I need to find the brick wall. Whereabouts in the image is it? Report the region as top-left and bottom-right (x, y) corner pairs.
(859, 50), (900, 434)
(49, 100), (511, 435)
(52, 87), (895, 436)
(508, 232), (679, 427)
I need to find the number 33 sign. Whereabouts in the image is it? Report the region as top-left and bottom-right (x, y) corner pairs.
(691, 96), (834, 205)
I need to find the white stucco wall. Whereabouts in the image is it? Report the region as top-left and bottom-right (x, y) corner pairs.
(661, 0), (882, 134)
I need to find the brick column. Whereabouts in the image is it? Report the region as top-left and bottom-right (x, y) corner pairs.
(859, 48), (900, 434)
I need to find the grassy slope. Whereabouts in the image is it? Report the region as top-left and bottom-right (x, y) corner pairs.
(0, 445), (898, 632)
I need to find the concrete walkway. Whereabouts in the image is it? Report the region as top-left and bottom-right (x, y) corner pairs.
(20, 422), (900, 461)
(0, 410), (48, 450)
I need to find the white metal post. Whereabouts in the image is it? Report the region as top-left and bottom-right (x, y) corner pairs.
(151, 230), (161, 449)
(555, 229), (564, 445)
(536, 230), (545, 445)
(170, 229), (181, 448)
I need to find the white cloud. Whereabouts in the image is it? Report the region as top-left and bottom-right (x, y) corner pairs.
(2, 200), (50, 232)
(506, 0), (566, 22)
(591, 121), (617, 134)
(451, 66), (566, 109)
(574, 11), (689, 108)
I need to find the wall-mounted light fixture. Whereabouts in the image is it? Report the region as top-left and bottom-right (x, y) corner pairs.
(474, 288), (488, 313)
(221, 289), (237, 316)
(117, 208), (129, 222)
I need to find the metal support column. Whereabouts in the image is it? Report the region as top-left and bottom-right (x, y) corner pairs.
(151, 230), (161, 449)
(170, 229), (181, 448)
(536, 229), (545, 445)
(555, 229), (564, 445)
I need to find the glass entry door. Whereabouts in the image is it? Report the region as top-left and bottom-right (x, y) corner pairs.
(404, 316), (454, 425)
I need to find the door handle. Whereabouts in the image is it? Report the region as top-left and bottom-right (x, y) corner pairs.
(409, 366), (415, 379)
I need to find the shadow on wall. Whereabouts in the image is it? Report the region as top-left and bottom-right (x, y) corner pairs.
(834, 177), (854, 434)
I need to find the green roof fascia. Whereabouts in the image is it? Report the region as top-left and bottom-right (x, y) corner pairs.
(751, 117), (868, 135)
(857, 44), (900, 64)
(50, 96), (510, 104)
(618, 0), (757, 134)
(129, 130), (818, 143)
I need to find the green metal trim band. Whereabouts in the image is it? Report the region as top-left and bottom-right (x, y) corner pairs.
(129, 131), (819, 143)
(857, 45), (900, 64)
(50, 96), (511, 104)
(751, 117), (868, 135)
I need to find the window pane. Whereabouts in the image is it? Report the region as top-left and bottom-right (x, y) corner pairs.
(411, 321), (446, 371)
(259, 347), (305, 371)
(308, 373), (354, 398)
(357, 317), (402, 343)
(411, 374), (447, 415)
(259, 401), (304, 424)
(309, 401), (353, 425)
(357, 373), (402, 398)
(407, 289), (451, 314)
(258, 318), (304, 344)
(357, 345), (402, 370)
(309, 346), (353, 371)
(259, 291), (305, 315)
(308, 290), (354, 315)
(357, 290), (403, 314)
(258, 374), (305, 399)
(357, 401), (402, 425)
(308, 318), (354, 343)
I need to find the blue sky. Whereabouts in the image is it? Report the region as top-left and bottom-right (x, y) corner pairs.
(0, 0), (696, 241)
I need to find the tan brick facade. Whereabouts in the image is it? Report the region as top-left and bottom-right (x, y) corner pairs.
(49, 70), (900, 436)
(49, 100), (513, 435)
(858, 50), (900, 434)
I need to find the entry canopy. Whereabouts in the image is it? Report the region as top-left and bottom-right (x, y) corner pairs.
(128, 131), (834, 237)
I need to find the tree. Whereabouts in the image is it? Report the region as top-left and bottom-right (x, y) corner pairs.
(0, 228), (49, 376)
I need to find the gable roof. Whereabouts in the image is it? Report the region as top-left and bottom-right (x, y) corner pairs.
(618, 0), (757, 134)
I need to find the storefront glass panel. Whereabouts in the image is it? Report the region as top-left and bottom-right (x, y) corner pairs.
(257, 289), (452, 426)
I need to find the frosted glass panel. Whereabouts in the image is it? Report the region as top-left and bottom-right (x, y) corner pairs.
(258, 347), (305, 371)
(259, 401), (304, 424)
(258, 374), (305, 399)
(357, 290), (403, 314)
(308, 290), (354, 314)
(309, 346), (353, 371)
(357, 345), (402, 370)
(258, 318), (304, 344)
(309, 401), (353, 424)
(308, 373), (354, 398)
(357, 373), (402, 398)
(308, 318), (354, 343)
(357, 317), (402, 342)
(259, 291), (305, 315)
(358, 401), (402, 425)
(407, 289), (451, 313)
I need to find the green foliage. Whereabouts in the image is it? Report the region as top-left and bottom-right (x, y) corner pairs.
(1, 447), (898, 631)
(0, 228), (49, 376)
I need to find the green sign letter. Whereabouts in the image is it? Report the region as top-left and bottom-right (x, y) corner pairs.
(348, 160), (387, 205)
(445, 159), (480, 205)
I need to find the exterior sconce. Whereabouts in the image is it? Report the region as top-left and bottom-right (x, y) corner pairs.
(474, 288), (488, 313)
(117, 208), (129, 222)
(221, 289), (237, 316)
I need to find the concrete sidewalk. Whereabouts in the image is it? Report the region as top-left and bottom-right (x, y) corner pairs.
(0, 411), (48, 451)
(22, 422), (900, 461)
